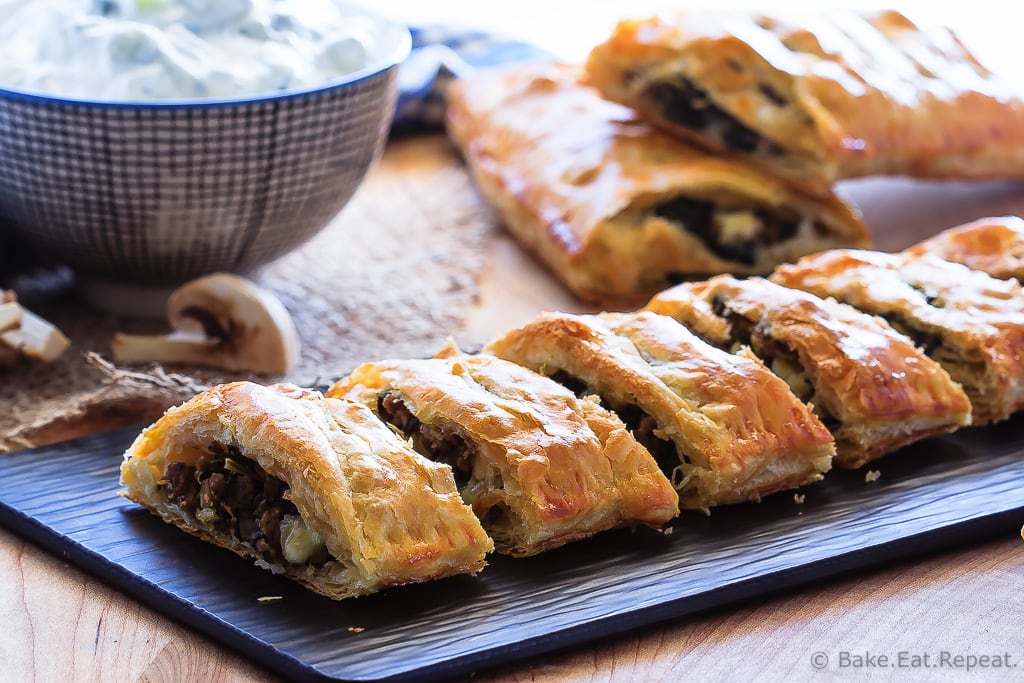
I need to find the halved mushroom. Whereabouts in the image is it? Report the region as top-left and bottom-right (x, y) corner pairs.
(112, 273), (301, 375)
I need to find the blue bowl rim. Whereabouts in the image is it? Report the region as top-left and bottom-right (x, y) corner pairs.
(0, 7), (412, 110)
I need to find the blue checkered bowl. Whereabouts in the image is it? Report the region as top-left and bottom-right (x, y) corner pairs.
(0, 14), (410, 293)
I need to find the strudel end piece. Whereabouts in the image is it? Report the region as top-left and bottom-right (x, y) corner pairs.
(645, 276), (973, 468)
(445, 61), (869, 303)
(905, 216), (1024, 282)
(119, 382), (493, 600)
(772, 250), (1024, 425)
(327, 350), (679, 556)
(484, 311), (835, 510)
(585, 10), (1024, 193)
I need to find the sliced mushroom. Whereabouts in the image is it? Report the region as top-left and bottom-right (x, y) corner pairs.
(0, 299), (71, 366)
(112, 273), (301, 375)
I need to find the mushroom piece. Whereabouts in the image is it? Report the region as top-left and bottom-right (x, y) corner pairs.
(0, 301), (20, 333)
(1, 305), (72, 363)
(112, 273), (301, 375)
(0, 290), (71, 367)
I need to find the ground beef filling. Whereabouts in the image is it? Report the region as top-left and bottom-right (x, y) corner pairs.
(377, 392), (474, 489)
(160, 446), (310, 566)
(650, 196), (802, 265)
(547, 370), (684, 480)
(642, 78), (787, 157)
(710, 296), (839, 430)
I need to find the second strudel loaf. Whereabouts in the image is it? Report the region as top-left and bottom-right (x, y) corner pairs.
(327, 348), (679, 556)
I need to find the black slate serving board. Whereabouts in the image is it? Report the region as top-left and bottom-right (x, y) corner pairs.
(1, 418), (1022, 682)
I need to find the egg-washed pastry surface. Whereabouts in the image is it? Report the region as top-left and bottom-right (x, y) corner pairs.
(445, 61), (869, 304)
(119, 382), (493, 600)
(484, 311), (835, 511)
(327, 350), (679, 557)
(645, 276), (972, 468)
(905, 216), (1024, 282)
(585, 10), (1024, 193)
(772, 250), (1024, 425)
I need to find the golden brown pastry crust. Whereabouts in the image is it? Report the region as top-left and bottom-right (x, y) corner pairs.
(327, 351), (678, 557)
(119, 382), (492, 600)
(585, 10), (1024, 193)
(445, 61), (869, 303)
(771, 250), (1024, 425)
(905, 216), (1024, 281)
(484, 311), (835, 510)
(645, 276), (972, 468)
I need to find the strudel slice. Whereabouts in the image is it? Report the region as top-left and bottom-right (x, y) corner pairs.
(645, 276), (972, 468)
(327, 349), (679, 556)
(445, 61), (869, 303)
(772, 250), (1024, 425)
(905, 216), (1024, 282)
(585, 10), (1024, 193)
(484, 311), (835, 511)
(120, 382), (493, 600)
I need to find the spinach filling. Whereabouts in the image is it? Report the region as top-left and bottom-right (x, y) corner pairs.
(642, 77), (787, 156)
(651, 196), (803, 265)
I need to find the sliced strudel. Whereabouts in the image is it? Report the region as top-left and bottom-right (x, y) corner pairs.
(327, 349), (679, 556)
(484, 311), (835, 511)
(445, 61), (869, 303)
(905, 216), (1024, 282)
(645, 276), (973, 468)
(585, 10), (1024, 193)
(772, 250), (1024, 425)
(120, 382), (493, 600)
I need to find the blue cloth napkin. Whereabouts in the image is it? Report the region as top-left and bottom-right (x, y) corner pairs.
(390, 25), (552, 136)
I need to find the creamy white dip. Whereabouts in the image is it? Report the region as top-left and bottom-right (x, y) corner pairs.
(0, 0), (396, 101)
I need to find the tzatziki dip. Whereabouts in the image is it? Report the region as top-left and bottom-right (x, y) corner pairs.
(0, 0), (390, 101)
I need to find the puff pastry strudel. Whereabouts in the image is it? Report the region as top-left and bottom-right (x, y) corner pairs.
(445, 61), (869, 303)
(327, 350), (679, 556)
(772, 250), (1024, 425)
(119, 382), (493, 600)
(645, 276), (973, 468)
(585, 10), (1024, 193)
(484, 311), (835, 511)
(905, 216), (1024, 282)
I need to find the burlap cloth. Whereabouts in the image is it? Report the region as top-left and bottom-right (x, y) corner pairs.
(0, 136), (497, 453)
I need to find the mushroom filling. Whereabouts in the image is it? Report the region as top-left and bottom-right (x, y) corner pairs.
(377, 392), (474, 489)
(548, 370), (687, 485)
(649, 196), (809, 265)
(160, 445), (331, 568)
(641, 77), (788, 157)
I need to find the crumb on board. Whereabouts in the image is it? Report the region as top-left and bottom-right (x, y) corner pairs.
(348, 627), (365, 633)
(793, 493), (805, 504)
(662, 526), (674, 536)
(257, 596), (283, 602)
(865, 469), (881, 483)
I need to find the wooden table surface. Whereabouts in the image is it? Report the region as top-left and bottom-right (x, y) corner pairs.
(6, 3), (1024, 680)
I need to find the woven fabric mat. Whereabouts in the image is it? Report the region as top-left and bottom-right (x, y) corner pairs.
(0, 136), (496, 453)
